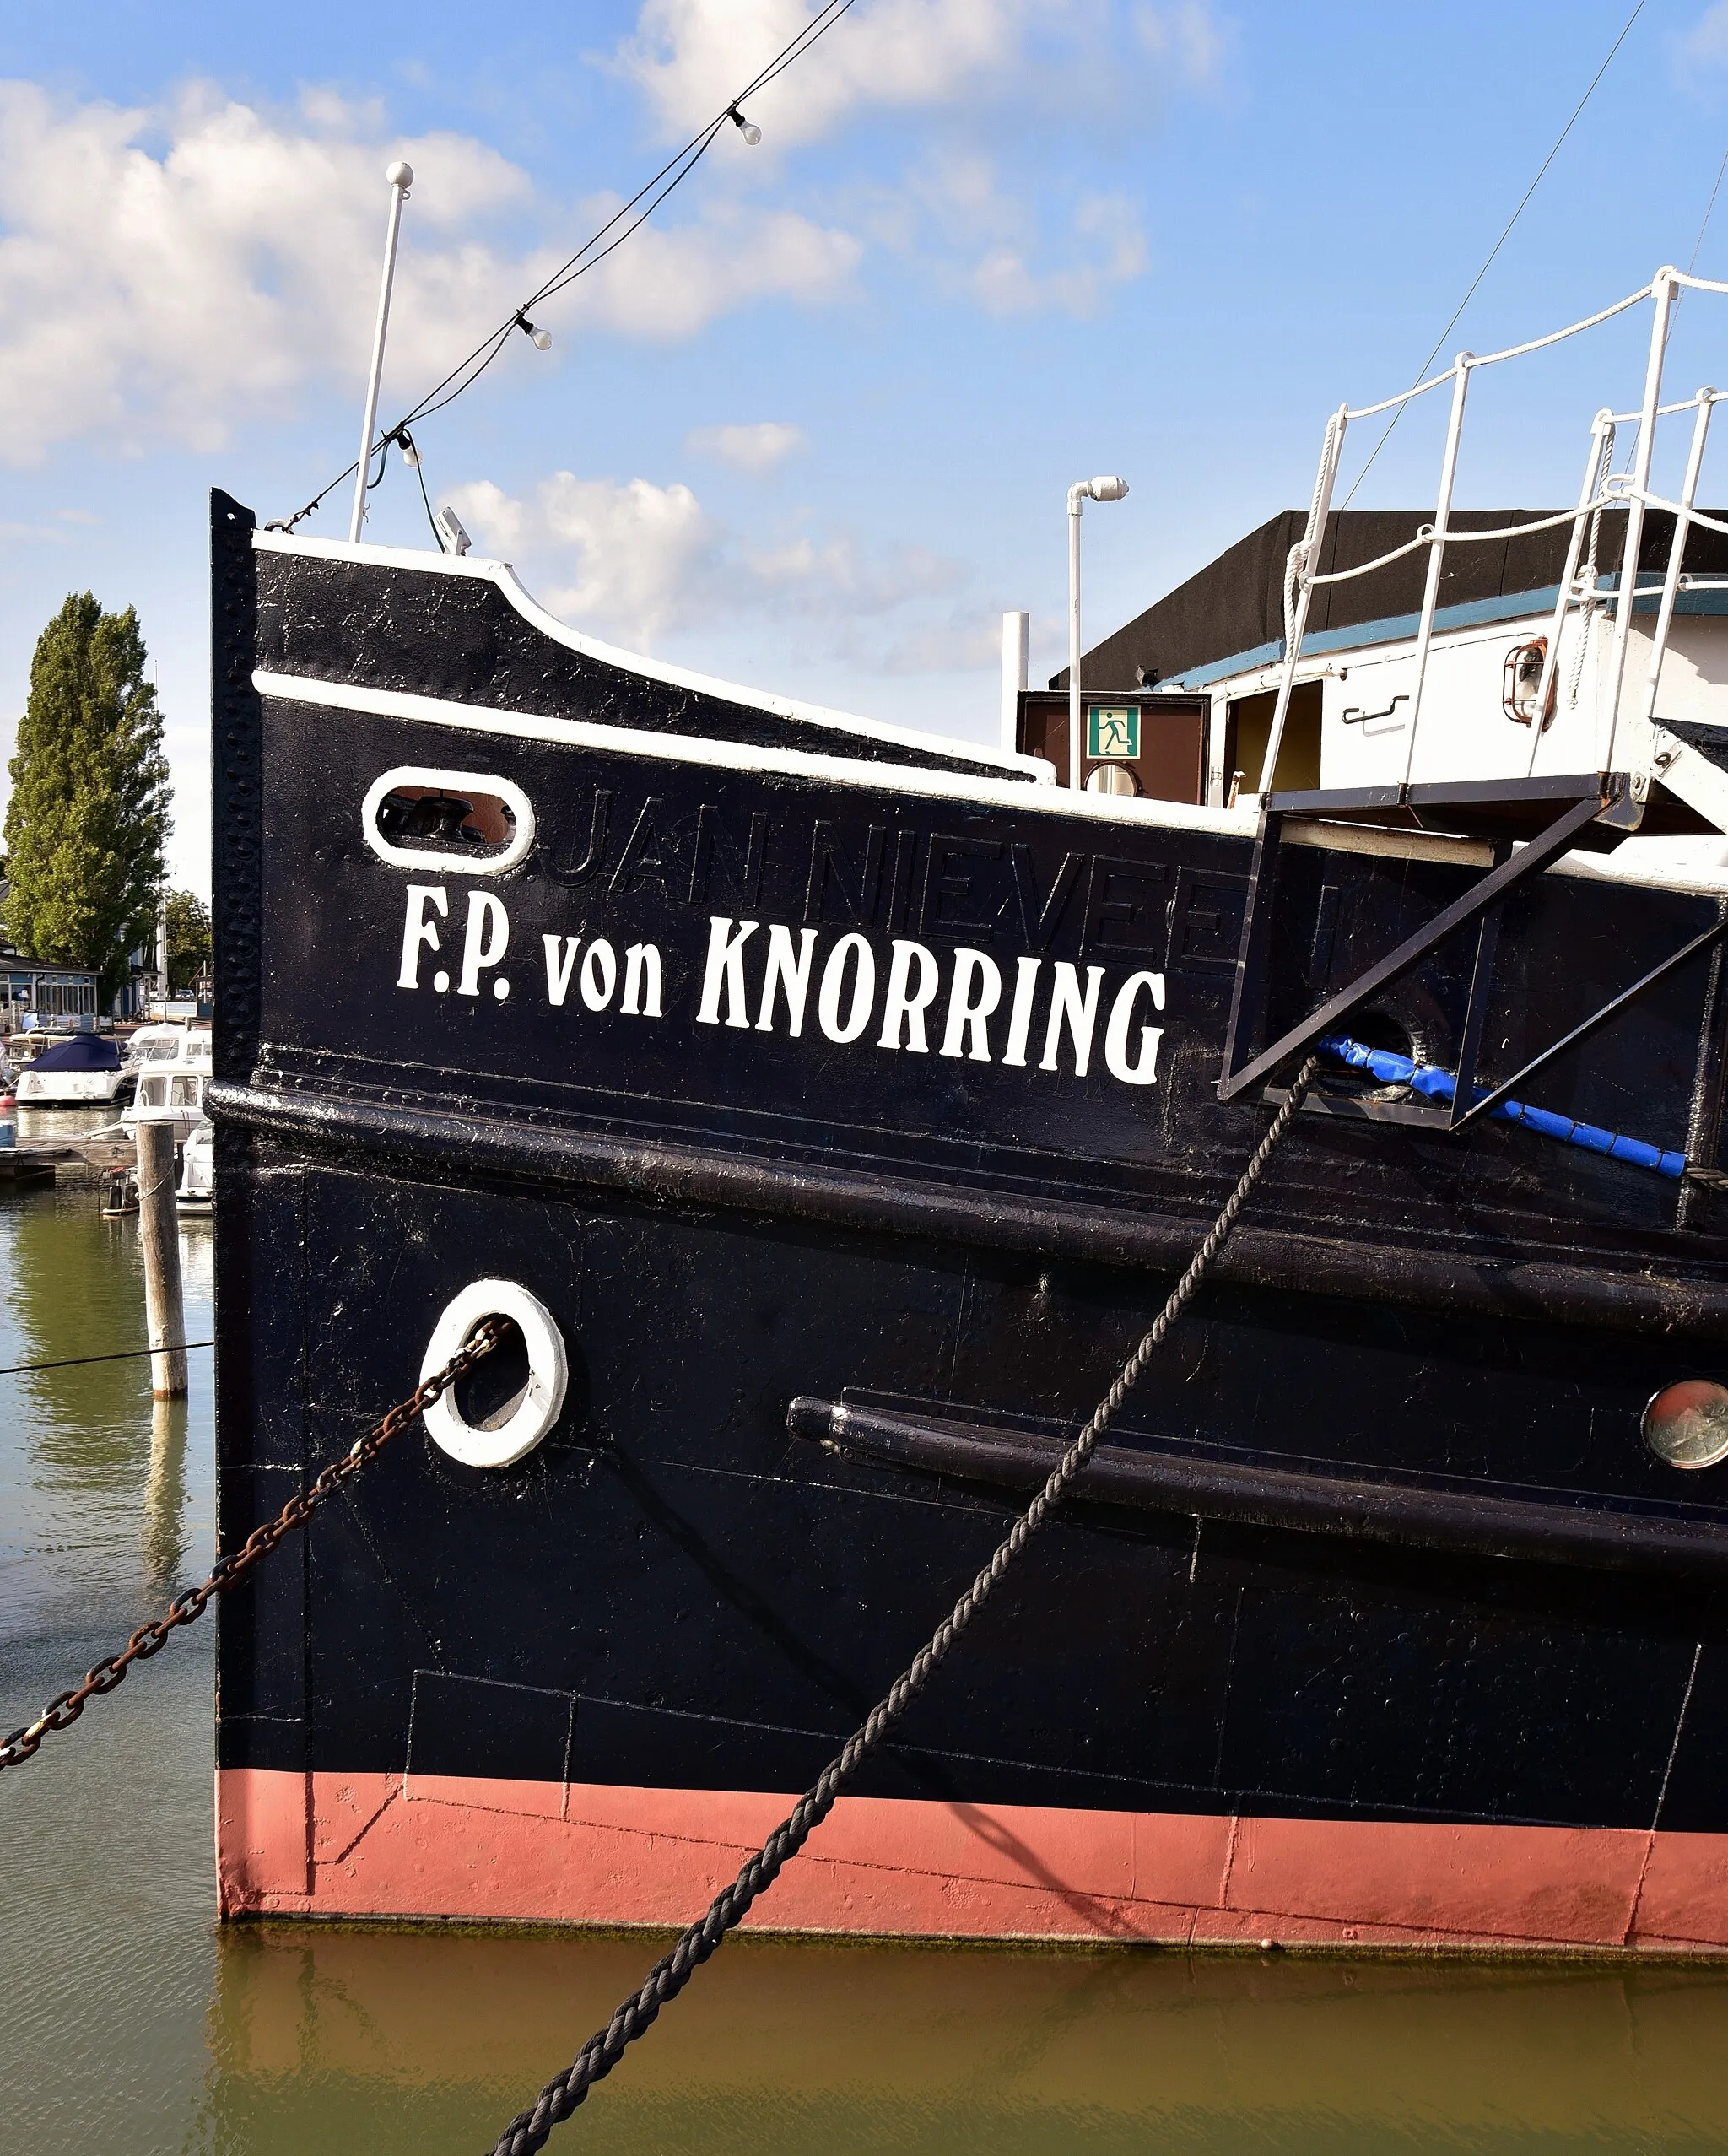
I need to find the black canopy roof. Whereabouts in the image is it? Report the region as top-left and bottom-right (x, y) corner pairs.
(1059, 505), (1728, 692)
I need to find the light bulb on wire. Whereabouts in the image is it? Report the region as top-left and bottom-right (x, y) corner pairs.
(515, 311), (553, 352)
(728, 105), (762, 146)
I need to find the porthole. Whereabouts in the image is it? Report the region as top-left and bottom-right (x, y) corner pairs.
(362, 765), (535, 877)
(420, 1278), (567, 1469)
(1643, 1379), (1728, 1471)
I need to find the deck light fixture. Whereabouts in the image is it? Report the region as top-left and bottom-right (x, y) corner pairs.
(1067, 475), (1130, 792)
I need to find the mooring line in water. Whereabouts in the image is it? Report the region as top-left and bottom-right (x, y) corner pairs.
(0, 1341), (215, 1378)
(483, 1058), (1320, 2156)
(0, 1319), (505, 1774)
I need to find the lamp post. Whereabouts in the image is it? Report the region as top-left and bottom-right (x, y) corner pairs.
(349, 160), (414, 544)
(1067, 475), (1129, 792)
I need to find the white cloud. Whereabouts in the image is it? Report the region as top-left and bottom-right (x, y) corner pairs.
(969, 192), (1147, 314)
(449, 472), (722, 646)
(686, 419), (808, 471)
(570, 198), (857, 338)
(616, 0), (1067, 148)
(1136, 2), (1230, 89)
(0, 3), (1223, 467)
(0, 80), (859, 464)
(616, 0), (1229, 139)
(614, 3), (1177, 322)
(1682, 3), (1728, 62)
(0, 81), (535, 463)
(888, 144), (1147, 316)
(446, 466), (963, 655)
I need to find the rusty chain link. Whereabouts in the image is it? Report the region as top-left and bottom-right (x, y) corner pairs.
(0, 1317), (505, 1774)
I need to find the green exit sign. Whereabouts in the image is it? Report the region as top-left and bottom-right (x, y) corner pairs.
(1087, 704), (1141, 759)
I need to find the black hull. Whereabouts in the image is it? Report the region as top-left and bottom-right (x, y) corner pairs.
(211, 496), (1728, 1948)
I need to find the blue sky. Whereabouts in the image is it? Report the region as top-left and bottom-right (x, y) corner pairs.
(4, 0), (1728, 893)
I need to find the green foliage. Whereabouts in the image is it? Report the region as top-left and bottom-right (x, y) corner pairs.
(164, 889), (211, 993)
(4, 593), (172, 1002)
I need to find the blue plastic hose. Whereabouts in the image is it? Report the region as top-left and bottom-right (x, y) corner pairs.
(1318, 1035), (1687, 1179)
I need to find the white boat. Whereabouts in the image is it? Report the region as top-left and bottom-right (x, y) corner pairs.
(122, 1024), (213, 1143)
(176, 1121), (214, 1208)
(122, 1019), (213, 1075)
(14, 1032), (127, 1105)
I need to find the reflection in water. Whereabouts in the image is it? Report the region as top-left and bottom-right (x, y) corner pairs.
(0, 1181), (214, 1642)
(193, 1925), (1728, 2154)
(14, 1187), (150, 1469)
(14, 1101), (127, 1143)
(143, 1396), (188, 1586)
(0, 1181), (218, 2156)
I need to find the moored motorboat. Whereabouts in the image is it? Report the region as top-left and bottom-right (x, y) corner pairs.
(176, 1120), (213, 1208)
(15, 1032), (127, 1107)
(122, 1024), (213, 1144)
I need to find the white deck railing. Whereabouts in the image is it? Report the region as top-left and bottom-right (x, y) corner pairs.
(1257, 268), (1728, 798)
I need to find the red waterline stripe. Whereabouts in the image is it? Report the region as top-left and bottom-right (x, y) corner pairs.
(213, 1768), (1728, 1953)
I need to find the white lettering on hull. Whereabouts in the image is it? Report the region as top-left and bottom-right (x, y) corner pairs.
(397, 884), (449, 990)
(458, 891), (510, 1000)
(696, 916), (758, 1027)
(402, 890), (1169, 1086)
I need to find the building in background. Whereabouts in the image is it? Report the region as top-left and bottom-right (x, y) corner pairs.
(0, 878), (155, 1025)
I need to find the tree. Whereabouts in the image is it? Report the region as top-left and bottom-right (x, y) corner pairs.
(4, 594), (172, 1001)
(165, 889), (211, 993)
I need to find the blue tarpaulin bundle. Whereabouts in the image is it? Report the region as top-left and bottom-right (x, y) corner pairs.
(28, 1035), (121, 1073)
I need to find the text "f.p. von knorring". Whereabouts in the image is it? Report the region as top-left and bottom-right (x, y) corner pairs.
(397, 889), (1168, 1087)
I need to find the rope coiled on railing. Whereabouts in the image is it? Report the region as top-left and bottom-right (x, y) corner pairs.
(485, 1059), (1320, 2156)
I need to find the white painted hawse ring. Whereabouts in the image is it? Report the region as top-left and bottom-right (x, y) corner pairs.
(420, 1278), (567, 1469)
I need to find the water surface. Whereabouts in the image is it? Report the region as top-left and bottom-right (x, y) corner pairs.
(5, 1180), (1728, 2154)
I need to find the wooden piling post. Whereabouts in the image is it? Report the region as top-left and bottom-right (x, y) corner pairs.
(137, 1121), (187, 1399)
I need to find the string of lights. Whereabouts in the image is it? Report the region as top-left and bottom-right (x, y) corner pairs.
(268, 0), (857, 536)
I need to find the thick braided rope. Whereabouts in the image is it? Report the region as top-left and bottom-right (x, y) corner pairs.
(489, 1058), (1319, 2156)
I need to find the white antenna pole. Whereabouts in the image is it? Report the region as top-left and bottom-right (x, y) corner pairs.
(349, 161), (415, 545)
(1001, 610), (1029, 756)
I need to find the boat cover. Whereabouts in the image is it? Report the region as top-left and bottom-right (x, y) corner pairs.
(30, 1035), (120, 1072)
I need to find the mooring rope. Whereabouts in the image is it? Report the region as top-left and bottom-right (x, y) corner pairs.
(0, 1319), (505, 1773)
(0, 1341), (216, 1378)
(485, 1058), (1320, 2156)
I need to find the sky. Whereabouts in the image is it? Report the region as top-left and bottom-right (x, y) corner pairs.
(5, 0), (1728, 894)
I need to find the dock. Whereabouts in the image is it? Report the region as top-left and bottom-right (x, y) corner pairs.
(2, 1134), (137, 1187)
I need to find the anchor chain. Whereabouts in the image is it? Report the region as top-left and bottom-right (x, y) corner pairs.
(0, 1317), (505, 1773)
(487, 1061), (1320, 2156)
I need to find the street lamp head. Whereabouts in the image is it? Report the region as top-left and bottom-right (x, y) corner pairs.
(1088, 475), (1129, 502)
